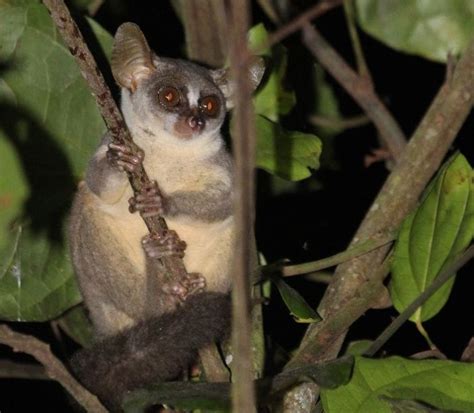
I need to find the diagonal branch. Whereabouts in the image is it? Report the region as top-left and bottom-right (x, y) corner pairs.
(302, 24), (406, 161)
(0, 325), (107, 413)
(42, 0), (189, 282)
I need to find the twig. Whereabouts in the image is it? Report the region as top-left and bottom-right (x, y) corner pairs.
(302, 24), (406, 161)
(0, 359), (49, 380)
(0, 325), (107, 413)
(41, 0), (188, 282)
(279, 230), (395, 277)
(309, 113), (370, 130)
(342, 0), (370, 78)
(364, 245), (474, 357)
(227, 0), (258, 411)
(265, 0), (343, 50)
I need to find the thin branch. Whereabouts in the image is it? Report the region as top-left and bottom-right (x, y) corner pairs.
(279, 230), (395, 277)
(265, 0), (343, 50)
(343, 0), (370, 78)
(302, 24), (406, 161)
(42, 0), (189, 282)
(309, 113), (370, 130)
(365, 245), (474, 357)
(228, 0), (258, 412)
(0, 325), (107, 413)
(0, 359), (49, 380)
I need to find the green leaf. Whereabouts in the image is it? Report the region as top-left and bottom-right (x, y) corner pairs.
(0, 129), (29, 253)
(249, 23), (296, 121)
(0, 0), (112, 320)
(0, 224), (82, 321)
(355, 0), (474, 62)
(255, 115), (322, 181)
(58, 305), (93, 347)
(321, 356), (474, 413)
(248, 23), (271, 56)
(390, 153), (474, 323)
(0, 0), (111, 177)
(381, 397), (460, 413)
(271, 276), (321, 323)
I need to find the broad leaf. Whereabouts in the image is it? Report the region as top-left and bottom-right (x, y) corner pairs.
(249, 23), (296, 121)
(321, 356), (474, 413)
(355, 0), (474, 62)
(256, 115), (321, 181)
(0, 224), (82, 321)
(390, 154), (474, 323)
(0, 0), (112, 320)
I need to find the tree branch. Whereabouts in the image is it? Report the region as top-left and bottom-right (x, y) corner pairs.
(302, 24), (406, 161)
(227, 0), (258, 411)
(0, 325), (107, 413)
(265, 0), (343, 50)
(286, 28), (474, 386)
(42, 0), (189, 283)
(0, 359), (48, 380)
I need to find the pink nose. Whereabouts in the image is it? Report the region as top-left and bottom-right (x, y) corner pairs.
(188, 116), (205, 131)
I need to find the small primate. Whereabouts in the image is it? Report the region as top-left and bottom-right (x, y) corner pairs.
(68, 23), (264, 410)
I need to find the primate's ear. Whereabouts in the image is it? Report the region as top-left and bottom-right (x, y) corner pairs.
(111, 22), (156, 92)
(210, 56), (266, 110)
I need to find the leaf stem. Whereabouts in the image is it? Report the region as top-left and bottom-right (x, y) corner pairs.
(415, 321), (437, 351)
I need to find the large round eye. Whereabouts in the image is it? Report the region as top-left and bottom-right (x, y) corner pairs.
(158, 86), (180, 108)
(199, 96), (219, 117)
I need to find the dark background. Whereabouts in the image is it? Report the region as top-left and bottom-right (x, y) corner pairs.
(1, 1), (473, 411)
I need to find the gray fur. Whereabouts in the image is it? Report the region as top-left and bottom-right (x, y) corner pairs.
(69, 22), (264, 409)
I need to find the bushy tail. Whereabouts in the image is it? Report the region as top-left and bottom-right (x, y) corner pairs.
(71, 292), (230, 411)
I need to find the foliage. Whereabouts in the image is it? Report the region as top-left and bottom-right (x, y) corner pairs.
(355, 0), (474, 62)
(321, 356), (474, 413)
(0, 0), (473, 412)
(390, 153), (474, 323)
